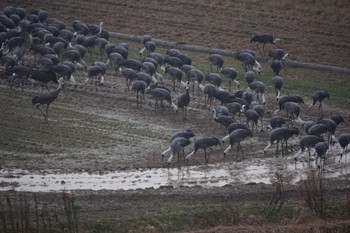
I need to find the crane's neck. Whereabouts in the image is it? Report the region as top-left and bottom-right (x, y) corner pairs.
(98, 22), (103, 34)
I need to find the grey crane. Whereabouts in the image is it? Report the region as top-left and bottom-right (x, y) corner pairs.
(142, 61), (156, 77)
(121, 67), (137, 91)
(65, 46), (87, 69)
(173, 53), (192, 66)
(136, 72), (156, 87)
(140, 40), (156, 56)
(75, 22), (104, 58)
(6, 36), (24, 52)
(105, 44), (128, 59)
(188, 68), (205, 95)
(28, 69), (58, 92)
(106, 52), (125, 73)
(200, 83), (217, 107)
(164, 56), (183, 68)
(139, 34), (152, 55)
(302, 120), (317, 134)
(61, 61), (79, 87)
(149, 52), (165, 71)
(209, 53), (224, 72)
(186, 137), (221, 165)
(281, 101), (303, 126)
(95, 37), (109, 54)
(206, 73), (222, 88)
(131, 80), (147, 106)
(236, 49), (257, 59)
(72, 20), (89, 36)
(235, 52), (261, 73)
(271, 60), (283, 76)
(250, 34), (281, 54)
(264, 127), (300, 157)
(314, 142), (329, 169)
(50, 63), (74, 85)
(223, 128), (253, 160)
(338, 133), (350, 160)
(143, 57), (158, 71)
(272, 76), (284, 100)
(213, 89), (231, 104)
(225, 122), (250, 137)
(245, 71), (257, 85)
(253, 104), (265, 129)
(164, 66), (183, 91)
(325, 114), (344, 126)
(215, 105), (230, 116)
(268, 49), (289, 61)
(167, 137), (191, 166)
(161, 129), (195, 159)
(8, 65), (30, 91)
(176, 85), (191, 120)
(274, 95), (304, 114)
(241, 108), (260, 133)
(170, 129), (195, 144)
(86, 65), (104, 90)
(309, 90), (330, 115)
(248, 81), (266, 104)
(87, 23), (109, 41)
(31, 77), (65, 123)
(226, 96), (250, 109)
(212, 108), (234, 133)
(235, 90), (254, 106)
(53, 41), (67, 57)
(148, 87), (178, 113)
(225, 102), (243, 122)
(180, 64), (195, 79)
(267, 116), (286, 131)
(148, 83), (172, 94)
(220, 67), (239, 92)
(294, 135), (325, 163)
(318, 118), (337, 145)
(166, 48), (182, 56)
(120, 59), (142, 71)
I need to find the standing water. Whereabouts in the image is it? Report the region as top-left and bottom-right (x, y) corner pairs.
(0, 156), (348, 192)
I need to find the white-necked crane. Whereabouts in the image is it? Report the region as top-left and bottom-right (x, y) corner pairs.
(272, 76), (284, 100)
(222, 128), (252, 160)
(131, 80), (147, 106)
(309, 90), (330, 115)
(31, 77), (65, 123)
(176, 85), (191, 120)
(264, 127), (300, 157)
(268, 48), (289, 61)
(167, 137), (191, 166)
(294, 135), (325, 163)
(209, 53), (224, 72)
(250, 34), (281, 54)
(186, 137), (221, 165)
(339, 133), (350, 161)
(220, 67), (239, 92)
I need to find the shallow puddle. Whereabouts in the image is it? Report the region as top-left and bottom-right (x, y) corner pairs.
(0, 156), (348, 192)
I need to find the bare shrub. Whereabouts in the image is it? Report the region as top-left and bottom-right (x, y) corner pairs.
(298, 171), (327, 219)
(266, 171), (285, 218)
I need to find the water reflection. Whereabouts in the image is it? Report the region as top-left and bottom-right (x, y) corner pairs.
(0, 155), (348, 192)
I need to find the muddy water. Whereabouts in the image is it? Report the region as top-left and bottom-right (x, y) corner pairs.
(0, 156), (348, 192)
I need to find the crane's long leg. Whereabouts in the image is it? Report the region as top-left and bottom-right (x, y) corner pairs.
(206, 148), (213, 165)
(256, 43), (262, 55)
(37, 105), (46, 121)
(45, 105), (49, 123)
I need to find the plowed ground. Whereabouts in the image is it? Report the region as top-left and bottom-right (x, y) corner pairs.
(1, 1), (350, 232)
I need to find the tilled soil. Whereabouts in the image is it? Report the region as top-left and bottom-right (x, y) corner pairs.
(0, 1), (350, 232)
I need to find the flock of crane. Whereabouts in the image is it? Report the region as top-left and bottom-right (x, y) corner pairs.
(0, 5), (349, 170)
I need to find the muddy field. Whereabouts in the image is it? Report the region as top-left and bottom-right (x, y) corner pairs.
(0, 0), (350, 232)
